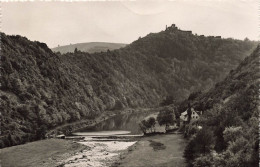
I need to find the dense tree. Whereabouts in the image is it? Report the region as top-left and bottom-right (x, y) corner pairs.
(139, 116), (157, 134)
(195, 127), (214, 155)
(193, 155), (213, 167)
(184, 136), (197, 163)
(157, 110), (175, 128)
(160, 95), (175, 106)
(188, 91), (202, 101)
(139, 120), (148, 134)
(139, 117), (156, 134)
(147, 117), (156, 132)
(36, 125), (47, 140)
(223, 126), (243, 143)
(74, 47), (78, 53)
(182, 45), (259, 166)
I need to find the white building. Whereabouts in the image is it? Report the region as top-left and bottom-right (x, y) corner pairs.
(180, 111), (188, 121)
(191, 108), (200, 121)
(180, 108), (202, 122)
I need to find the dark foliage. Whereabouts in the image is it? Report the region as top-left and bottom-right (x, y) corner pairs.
(36, 125), (47, 140)
(149, 140), (166, 151)
(139, 117), (156, 134)
(160, 95), (175, 106)
(157, 110), (175, 126)
(182, 45), (260, 166)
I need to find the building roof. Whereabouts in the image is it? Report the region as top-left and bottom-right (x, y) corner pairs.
(181, 108), (202, 116)
(181, 110), (187, 116)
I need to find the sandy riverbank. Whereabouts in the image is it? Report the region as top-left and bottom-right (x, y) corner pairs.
(0, 139), (88, 167)
(0, 107), (168, 167)
(60, 141), (136, 167)
(0, 137), (137, 167)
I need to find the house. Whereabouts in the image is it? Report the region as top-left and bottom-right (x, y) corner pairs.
(190, 108), (201, 121)
(180, 111), (188, 122)
(180, 108), (202, 124)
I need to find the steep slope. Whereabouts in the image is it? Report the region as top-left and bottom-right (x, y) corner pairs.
(0, 25), (257, 148)
(52, 42), (127, 54)
(0, 34), (107, 148)
(179, 44), (259, 113)
(182, 45), (259, 166)
(62, 25), (257, 101)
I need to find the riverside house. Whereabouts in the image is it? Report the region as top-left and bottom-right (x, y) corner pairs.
(180, 108), (202, 125)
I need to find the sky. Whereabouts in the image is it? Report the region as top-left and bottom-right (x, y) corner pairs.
(2, 0), (259, 48)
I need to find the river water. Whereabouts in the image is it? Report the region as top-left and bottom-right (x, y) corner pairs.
(63, 111), (153, 167)
(78, 111), (151, 135)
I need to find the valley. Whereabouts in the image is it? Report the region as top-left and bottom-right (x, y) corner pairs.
(0, 23), (259, 167)
(1, 25), (257, 148)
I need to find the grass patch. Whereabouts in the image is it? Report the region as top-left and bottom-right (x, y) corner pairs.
(115, 134), (187, 167)
(148, 140), (166, 151)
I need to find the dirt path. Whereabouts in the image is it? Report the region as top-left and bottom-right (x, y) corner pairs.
(113, 134), (187, 167)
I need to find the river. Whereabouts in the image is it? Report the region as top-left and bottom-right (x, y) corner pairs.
(78, 111), (152, 134)
(61, 112), (152, 166)
(62, 111), (186, 167)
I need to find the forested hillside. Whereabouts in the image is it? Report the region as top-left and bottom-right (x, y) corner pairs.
(52, 42), (127, 54)
(0, 25), (257, 148)
(182, 45), (259, 167)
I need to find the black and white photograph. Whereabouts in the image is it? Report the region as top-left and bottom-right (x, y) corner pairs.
(0, 1), (259, 167)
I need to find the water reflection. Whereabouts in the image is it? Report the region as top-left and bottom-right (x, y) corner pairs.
(73, 130), (130, 136)
(78, 112), (152, 135)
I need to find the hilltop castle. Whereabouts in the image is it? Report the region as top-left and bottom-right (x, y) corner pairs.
(165, 24), (192, 34)
(165, 24), (178, 31)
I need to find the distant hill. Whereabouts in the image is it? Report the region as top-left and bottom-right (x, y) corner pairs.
(52, 42), (127, 54)
(0, 24), (257, 148)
